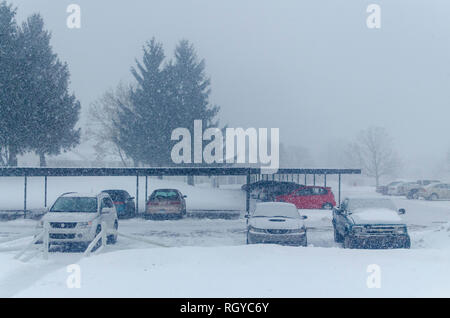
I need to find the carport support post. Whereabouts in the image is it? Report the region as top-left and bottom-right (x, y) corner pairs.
(246, 172), (251, 214)
(24, 175), (27, 218)
(145, 176), (148, 207)
(338, 174), (342, 206)
(44, 176), (48, 208)
(304, 174), (307, 185)
(324, 174), (327, 187)
(136, 175), (139, 216)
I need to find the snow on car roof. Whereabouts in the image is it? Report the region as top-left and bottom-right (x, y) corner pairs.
(346, 197), (397, 211)
(254, 202), (300, 218)
(62, 192), (99, 198)
(256, 202), (297, 208)
(350, 208), (403, 224)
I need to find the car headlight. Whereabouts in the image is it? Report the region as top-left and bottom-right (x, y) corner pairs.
(396, 227), (407, 234)
(288, 227), (306, 234)
(78, 221), (92, 228)
(352, 226), (364, 234)
(249, 226), (266, 233)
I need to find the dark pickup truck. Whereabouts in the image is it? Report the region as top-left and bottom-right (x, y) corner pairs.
(332, 197), (410, 249)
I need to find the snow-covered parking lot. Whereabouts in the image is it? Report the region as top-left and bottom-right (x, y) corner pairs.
(1, 181), (450, 297)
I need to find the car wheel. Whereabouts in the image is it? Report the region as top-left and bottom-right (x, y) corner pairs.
(343, 235), (355, 249)
(334, 226), (343, 243)
(403, 237), (411, 249)
(322, 203), (333, 210)
(430, 193), (438, 201)
(107, 221), (118, 245)
(92, 225), (102, 251)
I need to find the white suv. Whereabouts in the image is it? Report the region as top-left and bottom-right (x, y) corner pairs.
(39, 192), (118, 248)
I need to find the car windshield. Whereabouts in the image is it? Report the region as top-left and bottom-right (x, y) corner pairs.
(150, 190), (179, 201)
(252, 204), (300, 218)
(347, 198), (396, 212)
(50, 197), (98, 213)
(104, 191), (126, 201)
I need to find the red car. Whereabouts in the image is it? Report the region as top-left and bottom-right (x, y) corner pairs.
(275, 186), (336, 210)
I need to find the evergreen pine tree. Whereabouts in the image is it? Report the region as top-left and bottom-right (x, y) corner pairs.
(18, 14), (81, 166)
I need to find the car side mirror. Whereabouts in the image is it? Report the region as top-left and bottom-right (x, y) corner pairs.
(398, 208), (406, 215)
(301, 215), (308, 220)
(128, 197), (135, 201)
(183, 195), (187, 199)
(101, 207), (112, 214)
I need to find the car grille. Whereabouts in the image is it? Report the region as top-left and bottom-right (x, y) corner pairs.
(49, 233), (76, 239)
(266, 229), (289, 235)
(50, 222), (77, 229)
(364, 225), (397, 234)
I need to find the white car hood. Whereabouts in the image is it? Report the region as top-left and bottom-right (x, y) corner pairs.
(249, 217), (304, 230)
(42, 212), (98, 223)
(349, 208), (403, 225)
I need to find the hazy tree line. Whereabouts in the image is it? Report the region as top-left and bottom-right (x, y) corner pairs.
(0, 2), (80, 166)
(89, 38), (219, 167)
(0, 1), (402, 186)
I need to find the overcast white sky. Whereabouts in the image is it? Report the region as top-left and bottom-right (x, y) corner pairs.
(7, 0), (450, 173)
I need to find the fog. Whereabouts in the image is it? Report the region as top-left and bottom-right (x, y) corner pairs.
(8, 0), (450, 177)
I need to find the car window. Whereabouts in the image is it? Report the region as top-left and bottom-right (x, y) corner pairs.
(150, 190), (180, 200)
(296, 188), (312, 196)
(311, 188), (327, 195)
(102, 198), (114, 209)
(348, 198), (396, 211)
(50, 197), (98, 213)
(253, 204), (300, 218)
(105, 191), (127, 201)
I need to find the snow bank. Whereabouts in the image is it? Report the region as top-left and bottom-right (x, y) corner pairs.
(13, 244), (450, 298)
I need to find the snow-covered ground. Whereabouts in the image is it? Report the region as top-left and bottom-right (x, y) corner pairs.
(1, 180), (450, 297)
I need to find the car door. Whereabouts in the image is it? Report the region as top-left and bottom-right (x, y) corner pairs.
(315, 187), (329, 207)
(100, 196), (115, 229)
(444, 184), (450, 199)
(294, 187), (314, 209)
(125, 192), (135, 215)
(435, 184), (445, 198)
(334, 200), (349, 235)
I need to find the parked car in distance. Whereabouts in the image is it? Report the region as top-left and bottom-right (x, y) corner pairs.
(146, 189), (187, 219)
(101, 190), (136, 219)
(332, 197), (410, 249)
(386, 181), (408, 196)
(275, 186), (336, 209)
(377, 181), (403, 195)
(417, 179), (441, 186)
(397, 182), (418, 196)
(246, 202), (307, 246)
(406, 180), (440, 199)
(38, 192), (118, 249)
(418, 183), (450, 201)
